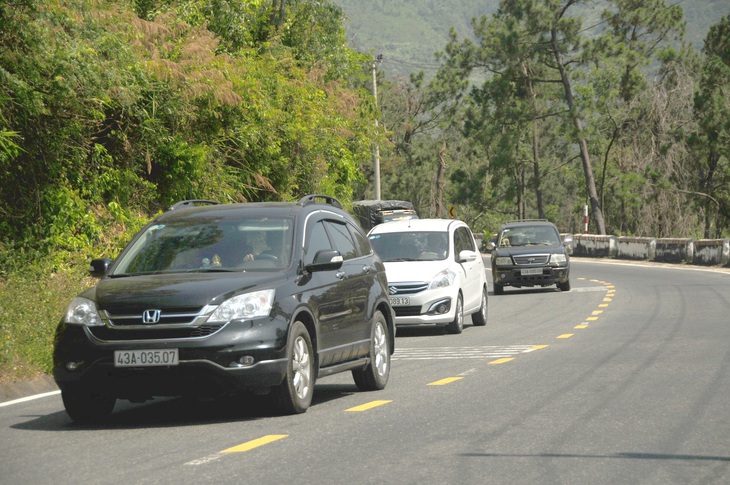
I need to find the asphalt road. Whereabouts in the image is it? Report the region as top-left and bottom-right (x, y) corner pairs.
(2, 259), (729, 484)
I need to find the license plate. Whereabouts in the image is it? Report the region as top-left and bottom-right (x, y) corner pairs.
(389, 296), (410, 306)
(114, 349), (179, 367)
(521, 267), (543, 275)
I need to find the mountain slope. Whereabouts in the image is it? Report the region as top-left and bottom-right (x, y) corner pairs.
(334, 0), (730, 78)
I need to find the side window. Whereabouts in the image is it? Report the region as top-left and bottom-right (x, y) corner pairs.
(454, 227), (475, 254)
(349, 223), (372, 257)
(305, 220), (331, 266)
(324, 221), (358, 260)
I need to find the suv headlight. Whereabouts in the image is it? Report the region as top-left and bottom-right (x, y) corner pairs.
(428, 268), (456, 290)
(208, 289), (275, 323)
(550, 253), (567, 264)
(65, 297), (103, 326)
(494, 256), (512, 266)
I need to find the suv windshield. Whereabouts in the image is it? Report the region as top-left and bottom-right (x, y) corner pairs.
(114, 217), (294, 275)
(369, 231), (448, 262)
(498, 226), (560, 247)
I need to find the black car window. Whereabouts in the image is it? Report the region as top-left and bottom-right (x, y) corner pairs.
(349, 223), (372, 257)
(324, 220), (358, 260)
(304, 220), (332, 266)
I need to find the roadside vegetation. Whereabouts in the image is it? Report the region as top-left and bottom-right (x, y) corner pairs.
(1, 0), (728, 382)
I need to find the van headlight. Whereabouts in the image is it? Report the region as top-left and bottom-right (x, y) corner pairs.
(65, 297), (103, 326)
(208, 289), (275, 323)
(428, 269), (456, 290)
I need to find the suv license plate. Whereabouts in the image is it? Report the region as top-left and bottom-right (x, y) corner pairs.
(389, 297), (410, 306)
(521, 268), (543, 275)
(114, 349), (179, 367)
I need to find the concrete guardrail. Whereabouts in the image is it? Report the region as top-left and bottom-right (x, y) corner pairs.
(570, 234), (730, 268)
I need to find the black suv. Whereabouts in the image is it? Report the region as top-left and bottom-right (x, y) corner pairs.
(489, 220), (572, 295)
(53, 195), (394, 422)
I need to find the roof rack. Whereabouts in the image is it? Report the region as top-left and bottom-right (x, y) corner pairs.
(505, 219), (549, 223)
(297, 194), (343, 209)
(168, 199), (220, 211)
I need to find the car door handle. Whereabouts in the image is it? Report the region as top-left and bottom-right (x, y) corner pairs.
(336, 271), (347, 280)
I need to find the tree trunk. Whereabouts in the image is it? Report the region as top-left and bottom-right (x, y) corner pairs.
(435, 142), (446, 218)
(550, 27), (607, 234)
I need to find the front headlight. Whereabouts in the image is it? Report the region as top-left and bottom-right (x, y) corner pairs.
(550, 253), (567, 264)
(494, 256), (512, 266)
(428, 268), (456, 290)
(65, 297), (103, 326)
(208, 289), (275, 323)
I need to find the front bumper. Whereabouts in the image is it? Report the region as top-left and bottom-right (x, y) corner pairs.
(53, 317), (289, 400)
(389, 287), (457, 326)
(492, 265), (569, 288)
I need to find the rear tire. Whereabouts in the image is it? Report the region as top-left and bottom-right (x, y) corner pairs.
(61, 389), (115, 423)
(352, 311), (390, 391)
(447, 294), (464, 334)
(272, 321), (314, 414)
(471, 287), (488, 326)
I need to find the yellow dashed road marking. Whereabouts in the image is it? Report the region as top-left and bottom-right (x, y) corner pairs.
(575, 324), (588, 329)
(587, 316), (599, 321)
(527, 345), (549, 351)
(427, 377), (464, 386)
(488, 357), (515, 365)
(346, 400), (392, 412)
(557, 334), (574, 339)
(221, 435), (288, 453)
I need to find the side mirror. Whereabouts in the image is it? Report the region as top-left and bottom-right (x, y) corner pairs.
(306, 250), (344, 272)
(89, 258), (113, 277)
(457, 250), (478, 263)
(562, 234), (574, 246)
(486, 241), (496, 251)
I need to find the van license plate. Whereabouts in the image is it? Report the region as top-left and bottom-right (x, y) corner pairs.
(114, 349), (179, 367)
(389, 297), (410, 306)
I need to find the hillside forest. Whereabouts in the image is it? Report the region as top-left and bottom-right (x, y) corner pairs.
(0, 0), (728, 379)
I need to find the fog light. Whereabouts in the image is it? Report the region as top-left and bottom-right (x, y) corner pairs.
(66, 362), (79, 371)
(427, 299), (451, 315)
(499, 273), (506, 280)
(230, 355), (255, 368)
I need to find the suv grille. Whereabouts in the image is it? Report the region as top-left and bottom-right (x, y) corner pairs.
(513, 254), (550, 265)
(88, 306), (223, 341)
(104, 306), (203, 326)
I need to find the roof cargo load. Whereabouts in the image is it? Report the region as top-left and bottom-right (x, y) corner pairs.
(352, 200), (418, 231)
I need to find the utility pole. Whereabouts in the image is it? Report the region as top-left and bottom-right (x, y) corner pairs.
(372, 55), (382, 200)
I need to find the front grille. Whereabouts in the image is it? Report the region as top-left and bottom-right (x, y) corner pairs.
(389, 282), (428, 295)
(513, 254), (550, 265)
(89, 324), (225, 341)
(104, 306), (203, 326)
(90, 305), (223, 342)
(393, 306), (423, 317)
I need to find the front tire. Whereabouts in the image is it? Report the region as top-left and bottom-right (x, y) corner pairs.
(493, 283), (504, 295)
(272, 321), (314, 414)
(61, 389), (115, 423)
(447, 294), (464, 334)
(471, 287), (488, 326)
(352, 311), (390, 391)
(558, 279), (571, 291)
